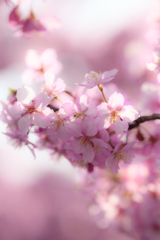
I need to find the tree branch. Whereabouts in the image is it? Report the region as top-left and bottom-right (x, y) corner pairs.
(47, 104), (59, 112)
(128, 114), (160, 130)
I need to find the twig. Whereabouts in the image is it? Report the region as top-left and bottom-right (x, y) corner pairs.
(128, 114), (160, 130)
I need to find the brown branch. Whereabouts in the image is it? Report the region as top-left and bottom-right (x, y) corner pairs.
(128, 114), (160, 130)
(47, 104), (59, 112)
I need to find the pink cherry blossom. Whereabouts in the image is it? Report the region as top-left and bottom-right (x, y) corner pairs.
(9, 86), (52, 134)
(0, 101), (20, 134)
(105, 141), (136, 174)
(1, 0), (13, 5)
(48, 107), (73, 142)
(147, 47), (160, 82)
(22, 49), (62, 83)
(70, 120), (111, 164)
(9, 3), (61, 37)
(62, 94), (97, 122)
(42, 72), (66, 99)
(3, 132), (36, 157)
(77, 69), (118, 89)
(139, 82), (160, 112)
(97, 92), (139, 134)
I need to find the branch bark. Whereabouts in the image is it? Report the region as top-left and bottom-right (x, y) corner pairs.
(128, 114), (160, 130)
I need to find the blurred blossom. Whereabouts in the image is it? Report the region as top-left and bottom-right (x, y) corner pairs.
(22, 49), (62, 83)
(0, 173), (130, 240)
(78, 157), (160, 240)
(8, 0), (61, 37)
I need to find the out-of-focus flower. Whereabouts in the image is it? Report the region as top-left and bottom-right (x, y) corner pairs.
(9, 3), (61, 37)
(105, 141), (136, 174)
(147, 47), (160, 82)
(42, 72), (66, 99)
(0, 173), (117, 240)
(22, 49), (62, 83)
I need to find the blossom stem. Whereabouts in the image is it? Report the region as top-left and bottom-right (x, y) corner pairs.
(98, 84), (108, 103)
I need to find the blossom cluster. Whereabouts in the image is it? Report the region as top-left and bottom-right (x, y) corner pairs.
(2, 0), (160, 178)
(1, 55), (140, 174)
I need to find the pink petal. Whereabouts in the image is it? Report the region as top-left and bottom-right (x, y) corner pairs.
(16, 85), (35, 105)
(9, 7), (21, 29)
(82, 119), (97, 137)
(25, 49), (41, 69)
(102, 69), (118, 83)
(54, 78), (66, 93)
(22, 69), (38, 84)
(98, 129), (109, 143)
(9, 102), (23, 119)
(18, 114), (31, 134)
(40, 16), (61, 31)
(40, 48), (57, 66)
(97, 102), (109, 116)
(119, 105), (139, 122)
(62, 101), (76, 116)
(91, 138), (108, 148)
(106, 155), (119, 175)
(114, 119), (128, 134)
(31, 112), (49, 128)
(34, 92), (51, 109)
(44, 71), (55, 86)
(83, 146), (95, 163)
(73, 139), (84, 154)
(108, 92), (124, 110)
(79, 95), (88, 111)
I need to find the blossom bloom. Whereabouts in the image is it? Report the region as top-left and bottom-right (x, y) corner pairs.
(48, 108), (73, 142)
(62, 94), (97, 122)
(146, 47), (160, 82)
(70, 119), (110, 164)
(42, 72), (66, 99)
(105, 141), (136, 174)
(97, 91), (139, 134)
(22, 49), (62, 83)
(77, 69), (118, 89)
(9, 3), (61, 37)
(9, 85), (52, 134)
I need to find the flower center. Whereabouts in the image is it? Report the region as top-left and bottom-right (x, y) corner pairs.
(110, 110), (120, 124)
(87, 71), (101, 80)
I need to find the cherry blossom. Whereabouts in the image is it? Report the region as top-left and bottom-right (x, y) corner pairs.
(8, 2), (61, 37)
(147, 47), (160, 82)
(70, 119), (111, 164)
(9, 85), (52, 134)
(48, 107), (73, 142)
(97, 92), (139, 134)
(42, 72), (66, 99)
(3, 132), (36, 157)
(77, 69), (118, 89)
(22, 49), (62, 83)
(62, 94), (97, 122)
(105, 141), (136, 174)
